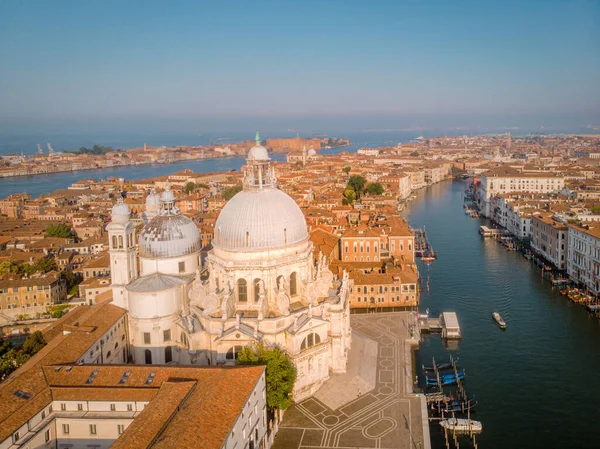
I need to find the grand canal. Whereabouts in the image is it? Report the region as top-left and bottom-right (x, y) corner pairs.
(403, 180), (600, 449)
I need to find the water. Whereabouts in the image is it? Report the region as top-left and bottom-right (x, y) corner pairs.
(0, 131), (439, 197)
(402, 180), (600, 449)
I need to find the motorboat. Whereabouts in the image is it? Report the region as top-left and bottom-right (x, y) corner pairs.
(492, 312), (506, 329)
(439, 418), (482, 432)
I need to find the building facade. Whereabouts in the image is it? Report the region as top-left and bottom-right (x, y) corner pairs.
(108, 137), (352, 402)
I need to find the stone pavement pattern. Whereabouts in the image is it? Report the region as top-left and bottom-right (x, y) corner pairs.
(273, 312), (425, 449)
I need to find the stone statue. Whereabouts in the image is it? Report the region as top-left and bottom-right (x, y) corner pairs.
(221, 280), (235, 320)
(188, 268), (219, 317)
(257, 279), (268, 320)
(276, 277), (291, 316)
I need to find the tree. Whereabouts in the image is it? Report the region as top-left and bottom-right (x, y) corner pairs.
(343, 188), (356, 203)
(366, 183), (384, 195)
(184, 182), (196, 194)
(592, 205), (600, 214)
(0, 340), (11, 358)
(342, 198), (349, 206)
(410, 151), (419, 157)
(343, 166), (351, 174)
(222, 185), (243, 201)
(347, 175), (367, 198)
(0, 332), (47, 381)
(22, 331), (46, 356)
(236, 343), (297, 411)
(47, 305), (70, 318)
(35, 257), (57, 273)
(45, 224), (74, 239)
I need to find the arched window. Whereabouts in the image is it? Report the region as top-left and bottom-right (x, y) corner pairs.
(300, 333), (321, 350)
(290, 272), (297, 296)
(106, 351), (112, 359)
(144, 349), (152, 365)
(238, 279), (247, 302)
(180, 332), (189, 349)
(253, 279), (261, 302)
(165, 346), (172, 363)
(118, 235), (123, 249)
(226, 345), (243, 360)
(112, 236), (118, 249)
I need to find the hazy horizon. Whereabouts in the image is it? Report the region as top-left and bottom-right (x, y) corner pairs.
(1, 0), (599, 134)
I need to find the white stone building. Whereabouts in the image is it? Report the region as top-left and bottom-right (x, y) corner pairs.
(107, 136), (352, 402)
(478, 166), (565, 217)
(567, 223), (600, 294)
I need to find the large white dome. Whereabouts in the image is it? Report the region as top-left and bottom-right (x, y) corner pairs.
(138, 214), (201, 258)
(214, 188), (308, 251)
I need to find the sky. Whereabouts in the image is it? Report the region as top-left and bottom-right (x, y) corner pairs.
(0, 0), (599, 133)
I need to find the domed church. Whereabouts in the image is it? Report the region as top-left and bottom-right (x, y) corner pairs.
(107, 133), (352, 401)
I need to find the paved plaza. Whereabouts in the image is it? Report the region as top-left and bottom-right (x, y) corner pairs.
(273, 312), (429, 449)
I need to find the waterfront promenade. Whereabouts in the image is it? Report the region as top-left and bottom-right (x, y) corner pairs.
(273, 312), (429, 449)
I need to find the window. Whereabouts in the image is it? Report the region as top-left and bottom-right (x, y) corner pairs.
(145, 349), (152, 364)
(127, 404), (133, 411)
(45, 429), (51, 442)
(112, 235), (118, 248)
(253, 278), (261, 302)
(143, 333), (151, 344)
(237, 279), (247, 302)
(118, 424), (125, 435)
(90, 424), (97, 435)
(180, 332), (189, 348)
(178, 261), (185, 273)
(13, 431), (20, 442)
(110, 404), (116, 411)
(78, 403), (83, 411)
(118, 235), (123, 248)
(165, 346), (172, 363)
(61, 403), (66, 411)
(226, 345), (244, 360)
(62, 424), (70, 434)
(290, 272), (297, 296)
(300, 333), (321, 350)
(163, 329), (171, 342)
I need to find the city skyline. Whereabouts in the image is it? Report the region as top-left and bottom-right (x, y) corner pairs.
(1, 0), (599, 133)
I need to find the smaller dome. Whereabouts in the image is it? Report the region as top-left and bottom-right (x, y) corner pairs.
(247, 144), (270, 161)
(138, 214), (201, 258)
(146, 188), (160, 208)
(308, 148), (317, 156)
(161, 188), (176, 203)
(111, 197), (130, 223)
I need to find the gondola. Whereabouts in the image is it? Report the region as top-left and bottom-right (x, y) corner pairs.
(426, 369), (465, 382)
(422, 359), (457, 372)
(434, 399), (478, 413)
(425, 372), (465, 386)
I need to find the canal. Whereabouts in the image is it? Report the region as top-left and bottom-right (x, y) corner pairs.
(402, 180), (600, 448)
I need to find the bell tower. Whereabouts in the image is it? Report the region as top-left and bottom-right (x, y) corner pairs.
(106, 196), (138, 308)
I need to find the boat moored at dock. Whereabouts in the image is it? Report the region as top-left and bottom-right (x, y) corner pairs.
(439, 418), (482, 433)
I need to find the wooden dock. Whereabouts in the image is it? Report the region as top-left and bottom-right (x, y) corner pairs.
(418, 312), (461, 339)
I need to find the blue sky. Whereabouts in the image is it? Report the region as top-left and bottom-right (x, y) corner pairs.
(0, 0), (598, 131)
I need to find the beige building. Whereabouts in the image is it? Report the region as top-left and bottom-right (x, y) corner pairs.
(531, 213), (568, 270)
(0, 302), (270, 449)
(0, 271), (67, 319)
(478, 166), (565, 217)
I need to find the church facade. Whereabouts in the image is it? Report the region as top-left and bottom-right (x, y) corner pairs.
(107, 135), (352, 401)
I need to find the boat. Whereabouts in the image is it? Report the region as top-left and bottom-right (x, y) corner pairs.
(426, 370), (465, 382)
(439, 418), (482, 433)
(423, 359), (456, 372)
(435, 399), (478, 413)
(425, 372), (465, 386)
(492, 312), (506, 329)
